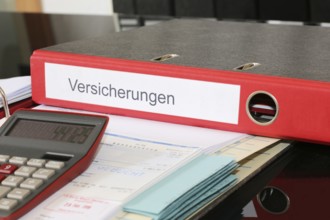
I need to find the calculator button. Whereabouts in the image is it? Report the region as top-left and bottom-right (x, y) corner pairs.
(32, 168), (55, 180)
(20, 178), (43, 190)
(14, 166), (37, 177)
(0, 164), (18, 174)
(0, 198), (18, 211)
(2, 176), (24, 187)
(0, 186), (11, 198)
(9, 156), (28, 165)
(0, 155), (10, 163)
(27, 158), (46, 167)
(45, 161), (65, 170)
(7, 188), (31, 200)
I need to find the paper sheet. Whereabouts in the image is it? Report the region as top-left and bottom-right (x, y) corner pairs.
(0, 76), (31, 107)
(34, 105), (248, 151)
(215, 136), (280, 162)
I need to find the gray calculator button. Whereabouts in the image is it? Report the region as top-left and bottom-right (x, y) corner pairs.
(0, 186), (11, 198)
(0, 198), (18, 210)
(14, 166), (37, 177)
(32, 168), (55, 180)
(0, 155), (10, 163)
(27, 159), (46, 167)
(45, 161), (65, 170)
(9, 156), (28, 165)
(2, 176), (24, 187)
(7, 188), (31, 200)
(20, 178), (43, 190)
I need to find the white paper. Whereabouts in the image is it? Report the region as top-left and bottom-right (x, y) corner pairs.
(0, 76), (31, 108)
(242, 201), (258, 218)
(35, 105), (247, 151)
(216, 136), (280, 162)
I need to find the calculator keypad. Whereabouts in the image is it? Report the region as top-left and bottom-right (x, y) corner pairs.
(0, 154), (65, 211)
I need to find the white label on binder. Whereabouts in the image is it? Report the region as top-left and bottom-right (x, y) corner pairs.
(45, 63), (240, 124)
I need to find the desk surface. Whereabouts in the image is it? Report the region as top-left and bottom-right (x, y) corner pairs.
(244, 142), (330, 220)
(1, 12), (330, 219)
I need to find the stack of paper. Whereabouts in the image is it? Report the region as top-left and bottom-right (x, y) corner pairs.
(121, 136), (282, 220)
(0, 76), (31, 107)
(123, 154), (238, 220)
(20, 106), (282, 220)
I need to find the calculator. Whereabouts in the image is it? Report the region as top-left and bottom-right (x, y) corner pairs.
(0, 109), (108, 219)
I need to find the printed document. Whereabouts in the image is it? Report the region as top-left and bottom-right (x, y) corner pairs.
(21, 105), (248, 220)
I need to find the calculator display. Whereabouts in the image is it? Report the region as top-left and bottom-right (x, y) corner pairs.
(6, 119), (94, 144)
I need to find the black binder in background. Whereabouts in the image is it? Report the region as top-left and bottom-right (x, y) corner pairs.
(258, 0), (309, 22)
(174, 0), (215, 17)
(215, 0), (258, 20)
(310, 0), (330, 23)
(136, 0), (174, 16)
(113, 0), (136, 15)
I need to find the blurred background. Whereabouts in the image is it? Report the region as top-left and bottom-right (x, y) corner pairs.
(1, 0), (330, 78)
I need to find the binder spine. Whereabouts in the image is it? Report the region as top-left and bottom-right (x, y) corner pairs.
(31, 50), (330, 144)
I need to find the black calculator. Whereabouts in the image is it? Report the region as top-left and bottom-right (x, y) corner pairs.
(0, 109), (108, 219)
